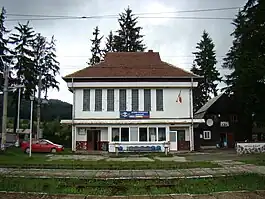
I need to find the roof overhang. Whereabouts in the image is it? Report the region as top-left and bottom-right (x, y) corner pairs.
(61, 118), (205, 125)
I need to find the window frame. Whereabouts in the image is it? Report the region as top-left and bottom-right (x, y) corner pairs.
(107, 89), (114, 112)
(94, 89), (102, 111)
(131, 89), (139, 111)
(83, 89), (90, 111)
(119, 89), (127, 111)
(144, 89), (151, 111)
(203, 131), (211, 140)
(110, 126), (167, 143)
(156, 89), (164, 111)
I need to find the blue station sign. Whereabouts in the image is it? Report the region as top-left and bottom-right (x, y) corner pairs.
(120, 111), (150, 119)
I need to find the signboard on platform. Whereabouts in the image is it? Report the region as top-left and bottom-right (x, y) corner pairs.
(120, 111), (150, 119)
(236, 142), (265, 154)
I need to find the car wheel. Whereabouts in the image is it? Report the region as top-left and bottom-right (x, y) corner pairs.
(51, 148), (57, 153)
(25, 148), (30, 154)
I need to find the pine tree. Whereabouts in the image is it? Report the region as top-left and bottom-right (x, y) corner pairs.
(105, 31), (115, 52)
(42, 35), (60, 94)
(89, 26), (103, 65)
(191, 30), (221, 112)
(222, 0), (265, 139)
(10, 22), (37, 100)
(0, 7), (11, 91)
(114, 7), (146, 52)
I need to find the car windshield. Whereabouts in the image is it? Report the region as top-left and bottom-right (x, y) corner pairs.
(42, 139), (54, 145)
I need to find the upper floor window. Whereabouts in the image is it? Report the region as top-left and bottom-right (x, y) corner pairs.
(107, 89), (114, 111)
(144, 89), (151, 111)
(119, 89), (126, 111)
(83, 89), (90, 111)
(230, 115), (238, 123)
(95, 89), (102, 111)
(156, 89), (164, 111)
(132, 89), (139, 111)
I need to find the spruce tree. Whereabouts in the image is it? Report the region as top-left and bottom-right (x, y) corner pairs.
(89, 26), (103, 65)
(105, 31), (115, 52)
(114, 7), (146, 52)
(0, 7), (11, 91)
(41, 35), (60, 93)
(10, 22), (36, 100)
(191, 30), (221, 112)
(222, 0), (265, 139)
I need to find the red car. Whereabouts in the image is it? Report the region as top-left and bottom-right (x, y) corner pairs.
(21, 139), (64, 153)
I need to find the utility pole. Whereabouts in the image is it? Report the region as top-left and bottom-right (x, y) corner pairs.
(0, 56), (10, 151)
(36, 73), (42, 139)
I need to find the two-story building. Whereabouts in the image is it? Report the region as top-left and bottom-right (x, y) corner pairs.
(61, 50), (204, 152)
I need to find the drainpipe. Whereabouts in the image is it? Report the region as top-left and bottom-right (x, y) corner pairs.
(71, 78), (76, 152)
(190, 77), (194, 151)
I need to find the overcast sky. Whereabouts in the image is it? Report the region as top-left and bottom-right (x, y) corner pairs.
(1, 0), (246, 104)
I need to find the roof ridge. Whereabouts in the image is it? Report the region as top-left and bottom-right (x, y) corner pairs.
(161, 61), (201, 78)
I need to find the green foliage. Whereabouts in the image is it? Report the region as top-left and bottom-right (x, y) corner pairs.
(9, 22), (36, 100)
(0, 174), (264, 195)
(191, 30), (221, 112)
(42, 120), (71, 147)
(0, 7), (11, 91)
(222, 0), (265, 136)
(104, 31), (115, 53)
(113, 7), (146, 52)
(89, 26), (103, 65)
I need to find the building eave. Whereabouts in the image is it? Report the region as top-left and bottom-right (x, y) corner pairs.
(61, 118), (205, 125)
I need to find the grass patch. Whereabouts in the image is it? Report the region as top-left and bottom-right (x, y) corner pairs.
(239, 153), (265, 166)
(0, 148), (218, 170)
(0, 174), (264, 195)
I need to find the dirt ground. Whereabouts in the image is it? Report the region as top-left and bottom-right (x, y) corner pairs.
(0, 191), (265, 199)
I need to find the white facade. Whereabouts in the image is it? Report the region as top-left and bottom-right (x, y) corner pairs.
(62, 81), (204, 152)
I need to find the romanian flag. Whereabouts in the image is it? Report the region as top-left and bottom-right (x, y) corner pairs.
(176, 90), (182, 103)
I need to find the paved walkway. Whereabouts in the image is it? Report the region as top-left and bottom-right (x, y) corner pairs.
(0, 160), (264, 179)
(1, 191), (265, 199)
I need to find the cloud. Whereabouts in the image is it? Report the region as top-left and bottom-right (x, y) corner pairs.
(0, 0), (247, 103)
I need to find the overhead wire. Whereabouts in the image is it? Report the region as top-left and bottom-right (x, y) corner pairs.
(5, 6), (241, 21)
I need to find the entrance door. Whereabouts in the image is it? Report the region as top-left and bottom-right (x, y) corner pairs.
(177, 130), (189, 150)
(87, 130), (100, 150)
(169, 131), (177, 151)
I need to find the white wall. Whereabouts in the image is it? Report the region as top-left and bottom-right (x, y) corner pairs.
(73, 86), (193, 119)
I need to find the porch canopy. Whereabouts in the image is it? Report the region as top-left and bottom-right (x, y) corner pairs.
(61, 118), (204, 125)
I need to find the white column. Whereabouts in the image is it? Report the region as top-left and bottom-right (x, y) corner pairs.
(114, 89), (119, 111)
(151, 89), (156, 111)
(127, 89), (132, 111)
(139, 89), (144, 111)
(108, 126), (112, 142)
(190, 125), (194, 151)
(102, 89), (107, 112)
(90, 89), (95, 112)
(166, 126), (170, 142)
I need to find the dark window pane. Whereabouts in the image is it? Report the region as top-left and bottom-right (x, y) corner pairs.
(121, 128), (129, 142)
(119, 89), (126, 111)
(144, 89), (151, 111)
(139, 128), (147, 142)
(107, 89), (114, 111)
(132, 89), (139, 111)
(156, 89), (163, 111)
(95, 89), (102, 111)
(83, 89), (90, 111)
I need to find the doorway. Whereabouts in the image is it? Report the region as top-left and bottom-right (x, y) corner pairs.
(177, 130), (190, 150)
(169, 131), (177, 151)
(87, 130), (100, 150)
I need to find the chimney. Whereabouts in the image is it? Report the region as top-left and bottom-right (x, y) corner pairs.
(148, 50), (153, 53)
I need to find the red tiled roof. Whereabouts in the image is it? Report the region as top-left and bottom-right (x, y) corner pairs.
(64, 51), (198, 79)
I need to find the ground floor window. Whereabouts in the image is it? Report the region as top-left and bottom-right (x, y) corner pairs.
(111, 126), (166, 142)
(139, 128), (148, 141)
(121, 128), (129, 141)
(158, 127), (166, 141)
(112, 128), (119, 142)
